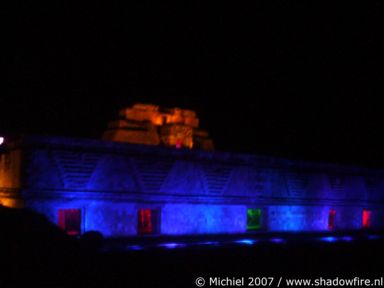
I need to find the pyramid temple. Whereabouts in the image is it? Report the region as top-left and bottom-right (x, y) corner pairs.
(102, 103), (214, 150)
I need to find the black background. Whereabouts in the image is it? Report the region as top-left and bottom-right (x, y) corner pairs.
(2, 1), (384, 166)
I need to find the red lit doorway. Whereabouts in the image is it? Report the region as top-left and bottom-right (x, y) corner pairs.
(362, 209), (372, 229)
(58, 209), (81, 236)
(138, 208), (160, 235)
(328, 209), (336, 230)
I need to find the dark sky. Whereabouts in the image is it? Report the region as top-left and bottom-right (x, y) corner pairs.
(1, 1), (384, 167)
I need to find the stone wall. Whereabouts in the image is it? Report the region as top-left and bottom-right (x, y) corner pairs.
(0, 148), (23, 207)
(3, 135), (384, 236)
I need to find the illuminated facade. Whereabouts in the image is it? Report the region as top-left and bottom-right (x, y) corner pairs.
(102, 103), (214, 150)
(1, 135), (384, 237)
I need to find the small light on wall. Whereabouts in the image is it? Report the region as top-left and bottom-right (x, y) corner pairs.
(175, 139), (182, 149)
(0, 137), (4, 145)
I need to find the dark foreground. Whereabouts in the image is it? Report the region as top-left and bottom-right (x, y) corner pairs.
(1, 206), (384, 287)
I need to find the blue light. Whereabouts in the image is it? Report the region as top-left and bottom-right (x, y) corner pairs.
(269, 238), (286, 244)
(126, 245), (144, 251)
(197, 241), (220, 246)
(161, 204), (247, 235)
(319, 236), (338, 243)
(267, 206), (335, 232)
(318, 235), (355, 243)
(158, 242), (187, 249)
(340, 236), (354, 242)
(367, 235), (381, 240)
(234, 239), (256, 245)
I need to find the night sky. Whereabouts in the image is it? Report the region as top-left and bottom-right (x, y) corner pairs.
(1, 2), (384, 167)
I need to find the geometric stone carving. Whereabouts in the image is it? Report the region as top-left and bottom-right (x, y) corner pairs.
(201, 163), (233, 194)
(285, 172), (308, 198)
(133, 157), (174, 193)
(53, 151), (101, 189)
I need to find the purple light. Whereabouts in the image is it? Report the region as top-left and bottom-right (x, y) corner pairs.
(367, 235), (381, 240)
(158, 242), (187, 249)
(0, 137), (4, 145)
(340, 236), (354, 242)
(269, 238), (286, 244)
(197, 241), (220, 246)
(126, 245), (144, 251)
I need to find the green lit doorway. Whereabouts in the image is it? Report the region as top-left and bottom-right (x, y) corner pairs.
(247, 208), (262, 231)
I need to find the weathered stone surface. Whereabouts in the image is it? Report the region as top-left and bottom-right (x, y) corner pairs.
(103, 103), (213, 150)
(1, 134), (384, 236)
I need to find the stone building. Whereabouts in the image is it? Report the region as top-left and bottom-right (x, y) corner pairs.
(1, 134), (383, 237)
(102, 103), (214, 150)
